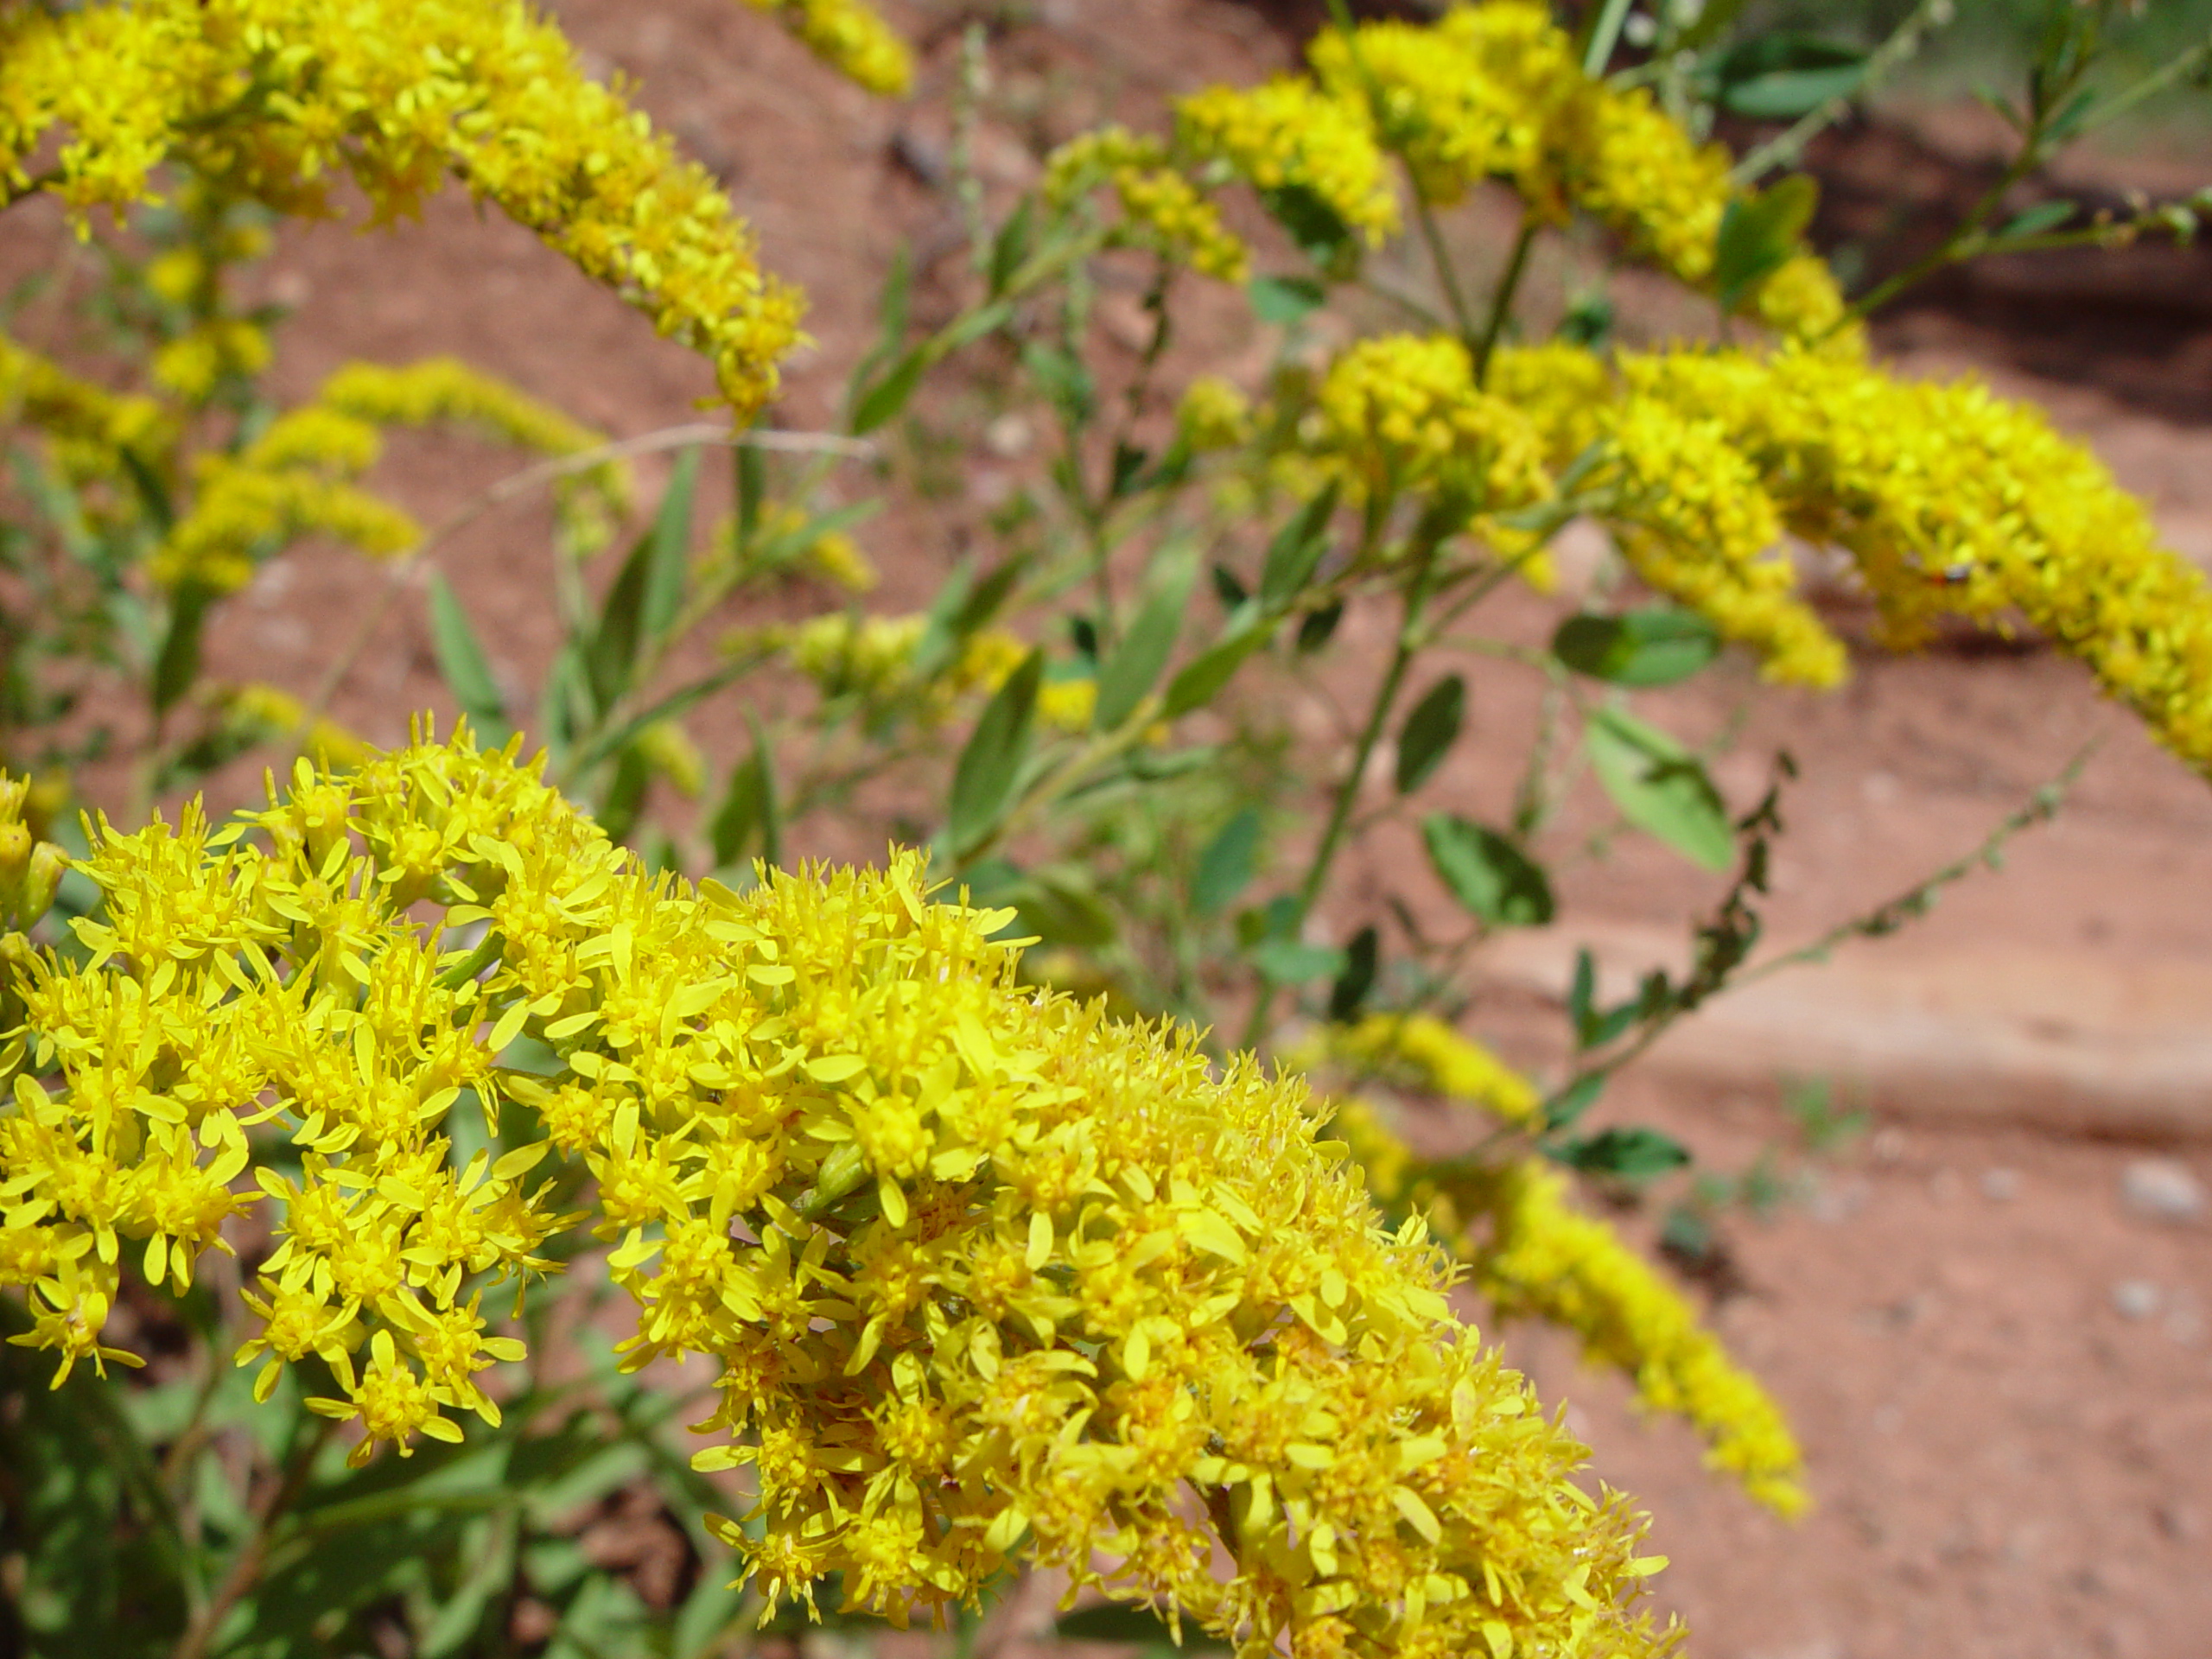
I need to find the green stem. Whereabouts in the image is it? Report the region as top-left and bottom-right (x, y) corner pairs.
(1236, 523), (1453, 1053)
(1472, 213), (1538, 385)
(1579, 0), (1636, 77)
(1412, 194), (1480, 348)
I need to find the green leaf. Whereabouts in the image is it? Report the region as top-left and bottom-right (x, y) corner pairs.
(1095, 540), (1198, 730)
(1056, 1603), (1232, 1651)
(851, 346), (927, 435)
(1161, 625), (1265, 718)
(734, 435), (766, 547)
(1022, 340), (1097, 429)
(949, 648), (1043, 855)
(1259, 483), (1340, 608)
(1192, 807), (1262, 917)
(988, 196), (1036, 297)
(1713, 174), (1819, 313)
(1249, 273), (1327, 326)
(710, 715), (781, 869)
(1541, 1072), (1606, 1134)
(1586, 707), (1734, 872)
(1559, 1126), (1691, 1179)
(1250, 937), (1346, 986)
(1421, 815), (1556, 927)
(1259, 183), (1358, 275)
(1712, 35), (1867, 120)
(1211, 563), (1249, 612)
(1012, 866), (1118, 949)
(426, 571), (512, 741)
(1296, 599), (1345, 653)
(150, 582), (212, 717)
(586, 449), (697, 712)
(1997, 199), (2076, 241)
(1552, 607), (1721, 688)
(1328, 925), (1379, 1021)
(1395, 674), (1465, 794)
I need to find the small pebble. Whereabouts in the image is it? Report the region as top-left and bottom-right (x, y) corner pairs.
(2120, 1158), (2206, 1224)
(2112, 1280), (2162, 1320)
(1980, 1166), (2020, 1201)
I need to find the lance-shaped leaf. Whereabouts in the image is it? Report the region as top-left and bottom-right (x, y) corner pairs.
(949, 648), (1043, 855)
(1552, 608), (1720, 688)
(587, 446), (698, 712)
(1192, 807), (1262, 917)
(1395, 674), (1465, 793)
(1586, 706), (1735, 872)
(1421, 814), (1555, 927)
(1095, 538), (1198, 730)
(426, 572), (513, 743)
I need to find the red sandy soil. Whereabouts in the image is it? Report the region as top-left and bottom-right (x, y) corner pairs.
(7, 3), (2211, 1655)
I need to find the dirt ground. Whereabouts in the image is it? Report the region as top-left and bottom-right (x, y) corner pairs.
(9, 2), (2212, 1655)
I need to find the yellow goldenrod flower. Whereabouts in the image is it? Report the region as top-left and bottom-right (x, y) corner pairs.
(1311, 334), (1552, 518)
(1045, 128), (1251, 283)
(1175, 374), (1255, 452)
(0, 727), (1679, 1655)
(0, 0), (805, 411)
(1452, 1159), (1810, 1518)
(1176, 77), (1401, 246)
(738, 0), (914, 97)
(1306, 1011), (1544, 1128)
(150, 357), (622, 593)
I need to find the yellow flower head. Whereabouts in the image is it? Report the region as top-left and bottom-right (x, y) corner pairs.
(1, 728), (1677, 1656)
(1176, 78), (1401, 246)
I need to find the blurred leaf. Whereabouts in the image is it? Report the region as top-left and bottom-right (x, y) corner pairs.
(1712, 34), (1866, 119)
(1249, 273), (1327, 326)
(1541, 1071), (1607, 1134)
(1056, 1602), (1231, 1651)
(1109, 440), (1150, 500)
(1095, 538), (1198, 730)
(1558, 1125), (1692, 1179)
(1192, 807), (1262, 917)
(710, 714), (781, 870)
(1714, 174), (1818, 312)
(1013, 866), (1119, 949)
(426, 571), (512, 742)
(734, 433), (766, 546)
(1211, 563), (1249, 612)
(1552, 608), (1721, 688)
(1586, 707), (1734, 872)
(587, 448), (698, 712)
(1997, 199), (2076, 241)
(1421, 814), (1555, 927)
(1296, 599), (1345, 653)
(988, 196), (1036, 297)
(1395, 674), (1465, 794)
(1327, 924), (1379, 1021)
(852, 346), (928, 435)
(1259, 483), (1340, 608)
(1022, 340), (1096, 429)
(150, 582), (211, 717)
(1249, 936), (1345, 985)
(950, 648), (1042, 855)
(1161, 625), (1266, 719)
(1260, 183), (1358, 275)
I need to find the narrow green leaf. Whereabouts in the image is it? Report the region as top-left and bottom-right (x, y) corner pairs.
(949, 648), (1043, 855)
(1249, 274), (1327, 326)
(1094, 539), (1198, 730)
(1541, 1072), (1606, 1134)
(150, 582), (212, 717)
(988, 197), (1036, 297)
(1712, 34), (1867, 120)
(734, 436), (766, 547)
(1558, 1126), (1691, 1180)
(1250, 937), (1346, 985)
(642, 445), (699, 640)
(851, 346), (927, 436)
(1296, 599), (1345, 653)
(1328, 925), (1379, 1021)
(1714, 174), (1819, 312)
(1259, 183), (1357, 274)
(1421, 815), (1556, 927)
(710, 717), (781, 870)
(426, 572), (512, 741)
(1586, 707), (1734, 872)
(1192, 807), (1262, 917)
(1161, 626), (1266, 718)
(1395, 674), (1465, 794)
(1552, 608), (1721, 688)
(1997, 199), (2076, 241)
(1259, 483), (1341, 608)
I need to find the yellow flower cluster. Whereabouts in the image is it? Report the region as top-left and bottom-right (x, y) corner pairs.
(2, 729), (1675, 1656)
(739, 0), (914, 98)
(1177, 78), (1402, 248)
(150, 318), (273, 404)
(1181, 2), (1844, 340)
(0, 0), (804, 411)
(1300, 1012), (1543, 1130)
(1488, 339), (2212, 760)
(760, 613), (1101, 730)
(1312, 334), (1551, 518)
(0, 332), (171, 482)
(151, 357), (623, 594)
(1045, 128), (1252, 283)
(1177, 375), (1255, 453)
(1293, 1051), (1806, 1517)
(1449, 1160), (1809, 1519)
